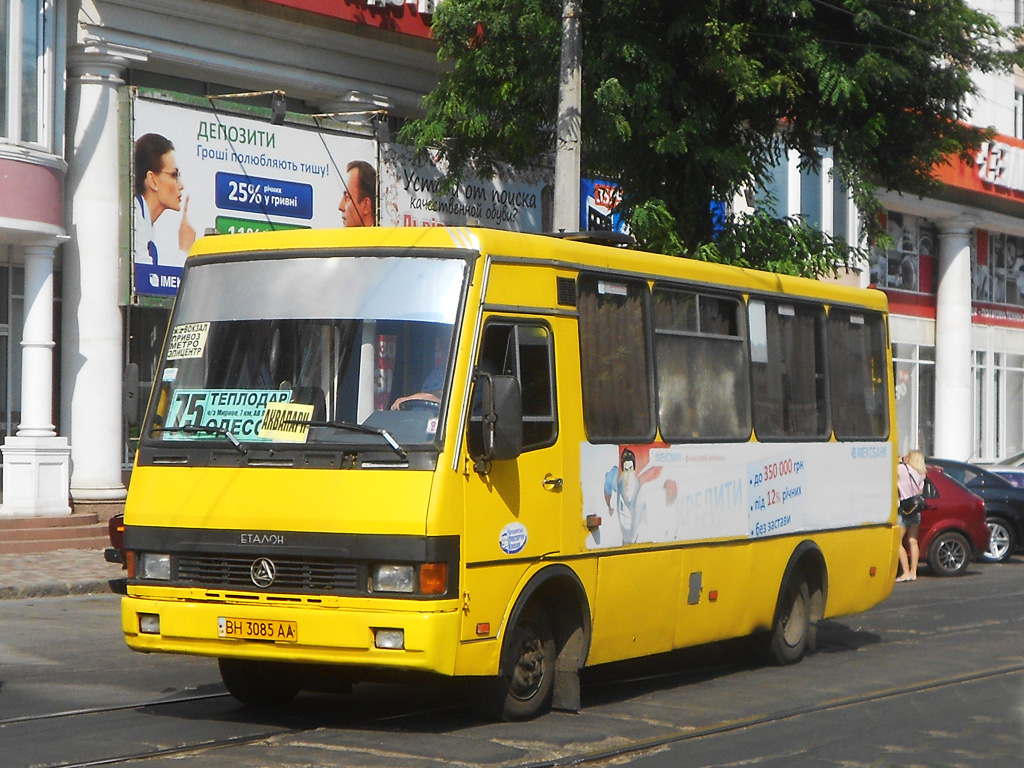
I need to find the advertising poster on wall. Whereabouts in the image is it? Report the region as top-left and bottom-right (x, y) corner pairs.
(131, 96), (375, 298)
(580, 177), (630, 235)
(378, 143), (551, 232)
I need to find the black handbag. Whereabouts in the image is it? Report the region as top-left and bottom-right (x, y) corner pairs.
(899, 494), (925, 515)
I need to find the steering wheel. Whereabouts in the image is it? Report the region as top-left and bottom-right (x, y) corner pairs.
(398, 398), (440, 412)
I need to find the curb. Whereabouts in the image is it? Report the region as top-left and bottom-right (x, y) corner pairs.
(0, 579), (120, 600)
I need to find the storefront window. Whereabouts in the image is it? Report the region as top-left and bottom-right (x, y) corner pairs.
(975, 350), (987, 459)
(893, 342), (935, 455)
(979, 350), (1024, 461)
(1005, 354), (1024, 458)
(871, 212), (937, 293)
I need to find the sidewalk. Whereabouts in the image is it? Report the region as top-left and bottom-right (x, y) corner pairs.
(0, 548), (125, 599)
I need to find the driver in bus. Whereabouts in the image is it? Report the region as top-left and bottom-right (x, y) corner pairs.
(391, 366), (445, 410)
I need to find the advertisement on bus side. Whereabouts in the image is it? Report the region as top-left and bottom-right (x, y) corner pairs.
(581, 441), (892, 549)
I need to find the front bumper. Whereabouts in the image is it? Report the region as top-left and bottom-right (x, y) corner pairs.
(121, 593), (462, 675)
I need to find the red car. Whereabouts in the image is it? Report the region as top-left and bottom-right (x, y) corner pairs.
(914, 465), (990, 577)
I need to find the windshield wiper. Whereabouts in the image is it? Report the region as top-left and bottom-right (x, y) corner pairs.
(285, 419), (408, 461)
(151, 424), (248, 455)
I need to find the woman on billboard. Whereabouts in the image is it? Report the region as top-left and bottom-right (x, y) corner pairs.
(133, 133), (196, 265)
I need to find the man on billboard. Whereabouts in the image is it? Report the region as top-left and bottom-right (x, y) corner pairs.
(133, 133), (196, 265)
(340, 160), (377, 227)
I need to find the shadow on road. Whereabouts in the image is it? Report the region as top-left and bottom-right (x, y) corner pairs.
(136, 618), (882, 734)
(814, 619), (882, 654)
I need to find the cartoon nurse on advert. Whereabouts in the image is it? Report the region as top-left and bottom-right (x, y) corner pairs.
(604, 447), (663, 544)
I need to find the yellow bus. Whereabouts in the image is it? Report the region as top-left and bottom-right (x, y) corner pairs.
(121, 226), (899, 720)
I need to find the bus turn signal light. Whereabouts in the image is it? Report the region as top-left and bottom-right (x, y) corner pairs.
(419, 563), (447, 595)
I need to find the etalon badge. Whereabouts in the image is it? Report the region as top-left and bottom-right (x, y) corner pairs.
(250, 557), (276, 588)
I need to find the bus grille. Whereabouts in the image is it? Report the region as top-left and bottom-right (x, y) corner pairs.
(176, 554), (361, 593)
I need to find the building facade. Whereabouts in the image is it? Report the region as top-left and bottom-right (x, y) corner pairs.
(1, 0), (444, 516)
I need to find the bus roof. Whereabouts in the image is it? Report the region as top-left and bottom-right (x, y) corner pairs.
(187, 226), (888, 312)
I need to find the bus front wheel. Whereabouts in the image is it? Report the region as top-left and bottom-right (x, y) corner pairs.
(763, 576), (811, 666)
(474, 605), (556, 721)
(218, 657), (303, 709)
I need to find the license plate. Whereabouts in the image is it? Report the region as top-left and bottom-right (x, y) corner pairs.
(218, 617), (297, 643)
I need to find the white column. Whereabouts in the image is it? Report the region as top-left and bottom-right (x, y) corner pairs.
(20, 244), (58, 437)
(62, 44), (142, 503)
(933, 218), (975, 459)
(0, 240), (71, 517)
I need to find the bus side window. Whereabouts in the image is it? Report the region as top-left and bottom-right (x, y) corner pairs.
(577, 274), (656, 443)
(827, 309), (889, 439)
(652, 286), (751, 441)
(471, 321), (557, 453)
(749, 299), (830, 440)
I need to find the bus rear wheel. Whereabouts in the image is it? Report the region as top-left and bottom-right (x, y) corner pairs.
(763, 576), (811, 666)
(218, 658), (303, 709)
(475, 605), (555, 721)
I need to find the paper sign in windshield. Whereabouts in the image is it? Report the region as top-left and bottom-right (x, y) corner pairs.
(166, 323), (210, 360)
(164, 389), (291, 441)
(258, 402), (315, 442)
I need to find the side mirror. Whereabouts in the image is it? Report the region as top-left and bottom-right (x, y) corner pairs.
(470, 372), (523, 471)
(124, 363), (141, 428)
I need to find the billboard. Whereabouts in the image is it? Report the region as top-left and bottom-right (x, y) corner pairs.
(580, 178), (630, 235)
(379, 143), (551, 231)
(131, 96), (375, 298)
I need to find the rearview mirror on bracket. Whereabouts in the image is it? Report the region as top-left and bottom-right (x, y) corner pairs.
(469, 372), (523, 473)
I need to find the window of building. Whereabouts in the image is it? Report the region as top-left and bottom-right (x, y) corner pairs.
(1002, 353), (1024, 460)
(652, 286), (751, 441)
(749, 298), (829, 439)
(892, 342), (935, 456)
(975, 350), (988, 460)
(870, 212), (936, 292)
(982, 232), (1024, 306)
(1, 0), (59, 151)
(577, 273), (655, 443)
(759, 148), (853, 246)
(974, 348), (1024, 462)
(1015, 90), (1024, 140)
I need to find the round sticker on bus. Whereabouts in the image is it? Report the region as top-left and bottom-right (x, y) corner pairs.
(499, 522), (528, 555)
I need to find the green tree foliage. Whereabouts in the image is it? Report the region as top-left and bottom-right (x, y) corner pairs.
(401, 0), (1022, 275)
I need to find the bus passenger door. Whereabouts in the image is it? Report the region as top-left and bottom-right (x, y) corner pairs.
(463, 318), (562, 575)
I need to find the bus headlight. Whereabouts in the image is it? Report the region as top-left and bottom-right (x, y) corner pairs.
(137, 553), (172, 581)
(373, 628), (405, 649)
(371, 564), (415, 593)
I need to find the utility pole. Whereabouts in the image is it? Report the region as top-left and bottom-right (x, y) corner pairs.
(553, 0), (581, 232)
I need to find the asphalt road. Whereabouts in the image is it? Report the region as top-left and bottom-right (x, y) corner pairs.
(1, 558), (1022, 767)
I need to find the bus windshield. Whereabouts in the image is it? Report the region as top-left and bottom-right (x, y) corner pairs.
(146, 253), (466, 451)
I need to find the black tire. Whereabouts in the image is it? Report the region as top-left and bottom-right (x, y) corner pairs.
(983, 517), (1015, 563)
(764, 576), (811, 666)
(474, 605), (556, 721)
(927, 531), (972, 577)
(218, 658), (303, 709)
